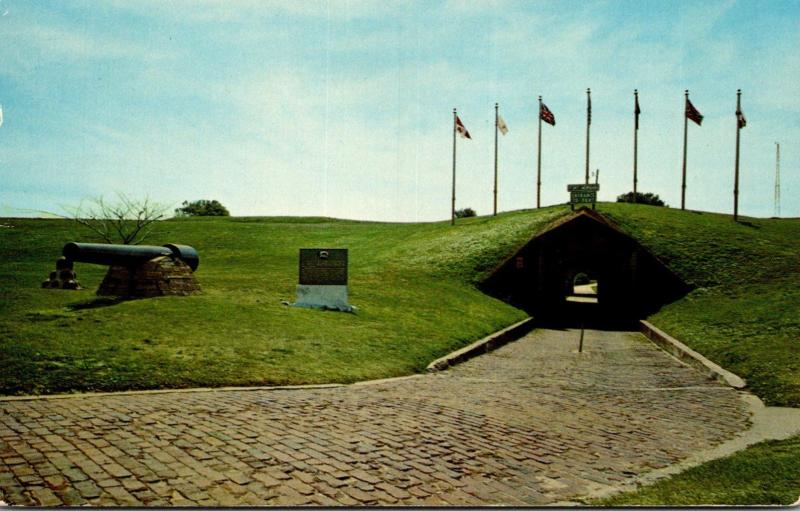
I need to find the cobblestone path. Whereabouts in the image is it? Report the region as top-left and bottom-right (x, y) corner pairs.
(0, 328), (750, 506)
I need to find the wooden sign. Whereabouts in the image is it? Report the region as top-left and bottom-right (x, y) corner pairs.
(567, 183), (599, 209)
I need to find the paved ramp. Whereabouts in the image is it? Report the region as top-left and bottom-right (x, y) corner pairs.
(0, 328), (749, 506)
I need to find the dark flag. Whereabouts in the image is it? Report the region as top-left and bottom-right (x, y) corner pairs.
(455, 115), (472, 139)
(635, 94), (641, 130)
(540, 103), (555, 126)
(587, 92), (592, 125)
(686, 98), (703, 126)
(585, 88), (591, 184)
(737, 107), (746, 129)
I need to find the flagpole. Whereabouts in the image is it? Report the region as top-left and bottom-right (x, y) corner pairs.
(734, 89), (741, 222)
(452, 108), (457, 226)
(585, 88), (591, 184)
(633, 89), (639, 203)
(494, 103), (499, 216)
(537, 96), (542, 209)
(681, 90), (689, 211)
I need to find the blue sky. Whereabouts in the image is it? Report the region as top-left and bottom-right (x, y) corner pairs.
(1, 0), (798, 221)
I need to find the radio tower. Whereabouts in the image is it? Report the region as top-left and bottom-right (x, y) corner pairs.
(775, 143), (781, 217)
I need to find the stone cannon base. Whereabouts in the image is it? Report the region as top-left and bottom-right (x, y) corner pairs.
(98, 256), (201, 298)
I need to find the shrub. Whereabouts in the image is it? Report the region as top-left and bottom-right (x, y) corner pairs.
(455, 208), (477, 218)
(175, 200), (230, 217)
(617, 192), (666, 207)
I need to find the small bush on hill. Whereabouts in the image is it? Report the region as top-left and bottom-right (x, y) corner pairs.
(175, 199), (230, 217)
(617, 192), (666, 206)
(455, 208), (477, 218)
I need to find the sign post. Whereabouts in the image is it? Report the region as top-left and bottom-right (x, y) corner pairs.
(567, 183), (599, 210)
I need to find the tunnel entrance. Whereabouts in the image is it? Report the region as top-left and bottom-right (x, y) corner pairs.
(568, 272), (598, 304)
(480, 208), (690, 328)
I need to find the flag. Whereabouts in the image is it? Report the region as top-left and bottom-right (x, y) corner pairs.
(686, 98), (703, 126)
(540, 103), (555, 126)
(497, 114), (508, 135)
(737, 107), (746, 129)
(0, 105), (3, 128)
(455, 115), (471, 139)
(635, 95), (641, 130)
(587, 93), (592, 126)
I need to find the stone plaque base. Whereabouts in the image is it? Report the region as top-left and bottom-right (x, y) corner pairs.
(293, 284), (354, 312)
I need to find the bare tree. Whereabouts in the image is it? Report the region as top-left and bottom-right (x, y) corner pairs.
(64, 194), (169, 245)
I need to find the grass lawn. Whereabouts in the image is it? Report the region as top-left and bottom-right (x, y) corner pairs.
(0, 207), (566, 395)
(1, 203), (798, 405)
(593, 435), (800, 506)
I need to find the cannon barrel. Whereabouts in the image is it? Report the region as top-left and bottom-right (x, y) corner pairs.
(63, 243), (200, 272)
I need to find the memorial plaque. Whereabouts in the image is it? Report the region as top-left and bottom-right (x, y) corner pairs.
(299, 249), (348, 285)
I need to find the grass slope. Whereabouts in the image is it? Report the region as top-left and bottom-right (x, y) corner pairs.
(597, 203), (800, 407)
(1, 204), (797, 405)
(594, 436), (800, 506)
(0, 208), (565, 395)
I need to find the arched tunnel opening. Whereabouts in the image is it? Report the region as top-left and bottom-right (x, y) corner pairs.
(480, 208), (691, 330)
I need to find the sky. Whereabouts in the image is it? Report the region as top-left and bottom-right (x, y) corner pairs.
(0, 0), (798, 221)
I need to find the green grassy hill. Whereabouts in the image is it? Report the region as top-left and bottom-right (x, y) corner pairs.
(0, 207), (565, 395)
(1, 204), (798, 408)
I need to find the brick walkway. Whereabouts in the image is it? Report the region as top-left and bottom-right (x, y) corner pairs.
(0, 328), (749, 506)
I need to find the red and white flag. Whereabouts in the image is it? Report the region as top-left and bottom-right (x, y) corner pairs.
(456, 115), (471, 139)
(540, 103), (555, 126)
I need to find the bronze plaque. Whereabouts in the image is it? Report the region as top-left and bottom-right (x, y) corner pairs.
(299, 249), (348, 285)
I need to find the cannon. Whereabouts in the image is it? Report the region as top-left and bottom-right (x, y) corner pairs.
(63, 243), (200, 272)
(43, 242), (201, 297)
